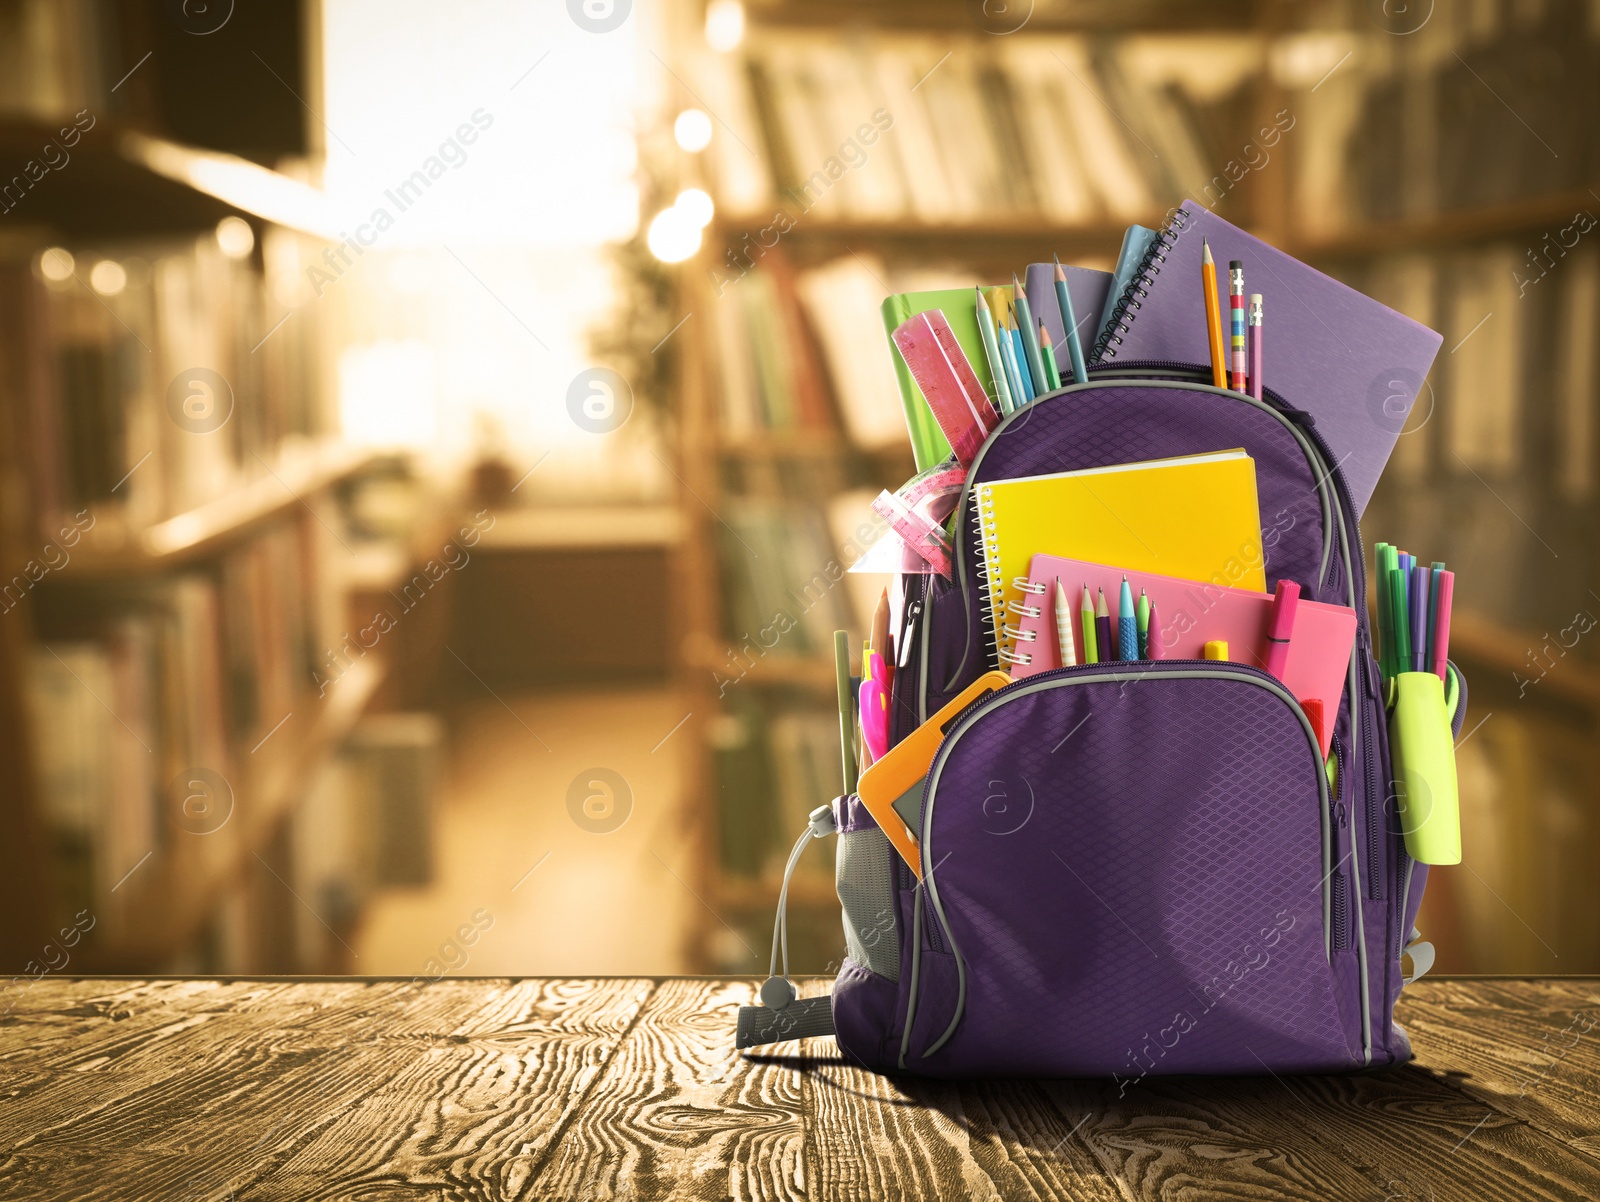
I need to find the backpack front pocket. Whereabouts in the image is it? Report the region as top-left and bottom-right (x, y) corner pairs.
(899, 664), (1360, 1078)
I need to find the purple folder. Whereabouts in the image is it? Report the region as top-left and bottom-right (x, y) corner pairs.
(1089, 201), (1443, 515)
(1024, 262), (1111, 383)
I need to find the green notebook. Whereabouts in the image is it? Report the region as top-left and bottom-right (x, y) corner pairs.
(880, 288), (999, 471)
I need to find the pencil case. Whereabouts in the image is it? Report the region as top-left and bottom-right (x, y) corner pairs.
(1387, 667), (1462, 865)
(737, 364), (1470, 1079)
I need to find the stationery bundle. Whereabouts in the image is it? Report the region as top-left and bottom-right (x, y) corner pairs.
(741, 200), (1463, 1089)
(1372, 542), (1462, 866)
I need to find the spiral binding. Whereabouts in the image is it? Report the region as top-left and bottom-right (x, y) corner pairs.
(998, 643), (1034, 667)
(1000, 577), (1049, 664)
(973, 483), (1009, 665)
(1090, 204), (1194, 363)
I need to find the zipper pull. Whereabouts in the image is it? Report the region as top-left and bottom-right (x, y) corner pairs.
(1277, 404), (1319, 429)
(899, 600), (922, 671)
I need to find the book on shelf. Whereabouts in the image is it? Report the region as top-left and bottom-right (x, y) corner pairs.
(717, 499), (856, 659)
(0, 229), (331, 548)
(284, 714), (441, 971)
(711, 255), (831, 440)
(713, 250), (913, 451)
(21, 521), (332, 928)
(767, 707), (842, 882)
(792, 257), (908, 451)
(0, 0), (122, 121)
(709, 698), (841, 887)
(1436, 702), (1599, 971)
(1291, 4), (1600, 235)
(715, 32), (1260, 225)
(1355, 239), (1596, 643)
(708, 700), (777, 881)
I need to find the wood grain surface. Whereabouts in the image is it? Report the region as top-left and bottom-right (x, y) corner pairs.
(0, 976), (1595, 1200)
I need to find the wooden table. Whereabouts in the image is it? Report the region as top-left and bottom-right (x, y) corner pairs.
(3, 977), (1597, 1200)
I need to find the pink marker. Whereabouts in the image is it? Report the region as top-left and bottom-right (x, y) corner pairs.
(1430, 571), (1454, 681)
(859, 650), (890, 761)
(1263, 579), (1300, 681)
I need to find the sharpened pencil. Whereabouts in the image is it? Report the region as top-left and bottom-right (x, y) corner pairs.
(1202, 238), (1226, 389)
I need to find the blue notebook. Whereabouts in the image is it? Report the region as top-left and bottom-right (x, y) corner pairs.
(1096, 224), (1155, 343)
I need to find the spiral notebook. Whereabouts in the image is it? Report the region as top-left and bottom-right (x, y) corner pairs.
(1007, 554), (1357, 753)
(1089, 201), (1444, 515)
(975, 450), (1266, 666)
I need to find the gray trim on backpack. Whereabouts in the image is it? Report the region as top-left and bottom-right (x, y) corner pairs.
(898, 665), (1331, 1068)
(1398, 857), (1416, 966)
(1331, 496), (1373, 1067)
(918, 578), (932, 727)
(1401, 933), (1435, 986)
(838, 826), (900, 981)
(902, 880), (925, 1061)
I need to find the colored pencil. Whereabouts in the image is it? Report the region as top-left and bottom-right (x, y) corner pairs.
(1054, 577), (1077, 667)
(1012, 274), (1049, 399)
(997, 307), (1028, 406)
(1006, 307), (1035, 402)
(974, 287), (1015, 416)
(1095, 588), (1113, 665)
(1080, 584), (1098, 664)
(1229, 260), (1247, 392)
(1039, 320), (1062, 390)
(1248, 292), (1263, 401)
(1201, 238), (1226, 388)
(1053, 256), (1089, 384)
(870, 586), (892, 693)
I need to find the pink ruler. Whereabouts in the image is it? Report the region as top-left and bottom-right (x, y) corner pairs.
(871, 489), (954, 578)
(890, 310), (998, 467)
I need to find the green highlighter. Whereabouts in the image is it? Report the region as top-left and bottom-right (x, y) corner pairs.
(1388, 664), (1461, 864)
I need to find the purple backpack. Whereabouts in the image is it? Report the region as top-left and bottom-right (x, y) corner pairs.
(737, 365), (1465, 1079)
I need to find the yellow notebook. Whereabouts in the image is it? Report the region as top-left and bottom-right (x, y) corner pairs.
(975, 449), (1266, 664)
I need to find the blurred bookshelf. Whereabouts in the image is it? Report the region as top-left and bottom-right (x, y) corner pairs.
(664, 0), (1600, 975)
(1278, 0), (1600, 972)
(0, 0), (407, 975)
(665, 0), (1289, 971)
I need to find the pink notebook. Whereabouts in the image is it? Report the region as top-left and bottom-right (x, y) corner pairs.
(1010, 554), (1356, 753)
